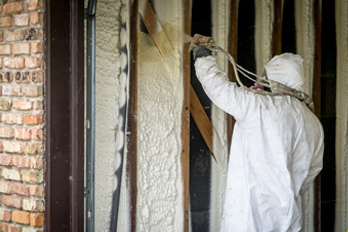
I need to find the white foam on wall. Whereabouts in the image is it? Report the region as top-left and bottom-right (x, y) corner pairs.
(137, 1), (184, 231)
(95, 0), (122, 231)
(294, 1), (316, 231)
(255, 0), (273, 76)
(335, 0), (348, 231)
(211, 1), (230, 231)
(116, 1), (130, 231)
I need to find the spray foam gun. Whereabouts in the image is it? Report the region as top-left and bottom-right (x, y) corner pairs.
(189, 34), (314, 112)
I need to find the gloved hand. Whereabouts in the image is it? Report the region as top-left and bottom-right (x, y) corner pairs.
(193, 45), (212, 62)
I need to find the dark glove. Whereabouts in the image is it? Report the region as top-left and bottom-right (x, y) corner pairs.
(193, 45), (212, 62)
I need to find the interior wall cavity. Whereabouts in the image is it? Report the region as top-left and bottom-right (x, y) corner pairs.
(94, 0), (122, 231)
(294, 1), (316, 231)
(335, 0), (348, 231)
(211, 1), (230, 231)
(137, 0), (184, 231)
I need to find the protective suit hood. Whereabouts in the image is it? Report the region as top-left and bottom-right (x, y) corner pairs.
(264, 53), (305, 93)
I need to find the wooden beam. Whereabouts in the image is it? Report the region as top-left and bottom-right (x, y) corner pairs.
(227, 0), (238, 153)
(190, 86), (217, 162)
(139, 0), (176, 72)
(313, 0), (322, 231)
(182, 1), (191, 231)
(127, 1), (139, 232)
(272, 0), (283, 56)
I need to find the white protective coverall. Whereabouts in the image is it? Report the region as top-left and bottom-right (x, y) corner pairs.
(194, 53), (324, 232)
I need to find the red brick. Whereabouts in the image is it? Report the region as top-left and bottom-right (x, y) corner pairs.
(13, 99), (32, 110)
(0, 180), (11, 194)
(31, 71), (43, 83)
(23, 228), (43, 232)
(0, 154), (12, 165)
(12, 211), (30, 224)
(25, 28), (43, 40)
(30, 157), (43, 169)
(4, 57), (25, 69)
(25, 57), (42, 69)
(2, 167), (21, 181)
(29, 185), (43, 197)
(14, 72), (29, 83)
(22, 170), (43, 183)
(26, 0), (43, 11)
(1, 195), (23, 209)
(2, 140), (25, 153)
(5, 29), (26, 41)
(12, 43), (30, 55)
(31, 42), (43, 54)
(0, 72), (14, 83)
(0, 223), (21, 232)
(14, 127), (32, 140)
(1, 113), (23, 125)
(9, 224), (21, 232)
(0, 17), (12, 28)
(14, 71), (43, 83)
(3, 2), (24, 14)
(0, 44), (11, 55)
(0, 99), (12, 110)
(32, 101), (42, 110)
(2, 85), (22, 96)
(0, 208), (11, 221)
(25, 142), (42, 155)
(10, 182), (30, 196)
(29, 213), (43, 226)
(31, 128), (42, 141)
(12, 155), (30, 167)
(30, 12), (43, 25)
(23, 199), (44, 212)
(23, 114), (43, 125)
(13, 13), (29, 26)
(0, 127), (14, 138)
(23, 85), (41, 97)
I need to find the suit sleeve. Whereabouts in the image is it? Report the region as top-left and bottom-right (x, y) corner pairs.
(194, 56), (252, 120)
(300, 123), (324, 195)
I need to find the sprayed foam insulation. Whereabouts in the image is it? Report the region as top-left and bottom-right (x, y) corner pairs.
(255, 0), (273, 76)
(137, 0), (184, 231)
(294, 1), (316, 231)
(94, 0), (122, 231)
(335, 0), (348, 231)
(211, 1), (230, 231)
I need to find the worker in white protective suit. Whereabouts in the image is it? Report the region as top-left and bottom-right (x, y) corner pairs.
(192, 46), (324, 232)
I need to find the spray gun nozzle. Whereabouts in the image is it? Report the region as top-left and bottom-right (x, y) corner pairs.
(189, 34), (215, 52)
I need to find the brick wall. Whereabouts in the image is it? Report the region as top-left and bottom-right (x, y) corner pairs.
(0, 0), (44, 231)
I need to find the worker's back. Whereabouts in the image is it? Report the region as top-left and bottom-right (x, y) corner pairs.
(221, 92), (324, 232)
(194, 54), (324, 232)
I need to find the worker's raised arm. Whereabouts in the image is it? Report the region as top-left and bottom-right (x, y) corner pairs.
(194, 54), (251, 120)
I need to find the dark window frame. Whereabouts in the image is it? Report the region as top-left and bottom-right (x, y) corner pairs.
(44, 0), (85, 231)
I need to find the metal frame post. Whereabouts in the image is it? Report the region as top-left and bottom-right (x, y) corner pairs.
(85, 0), (98, 231)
